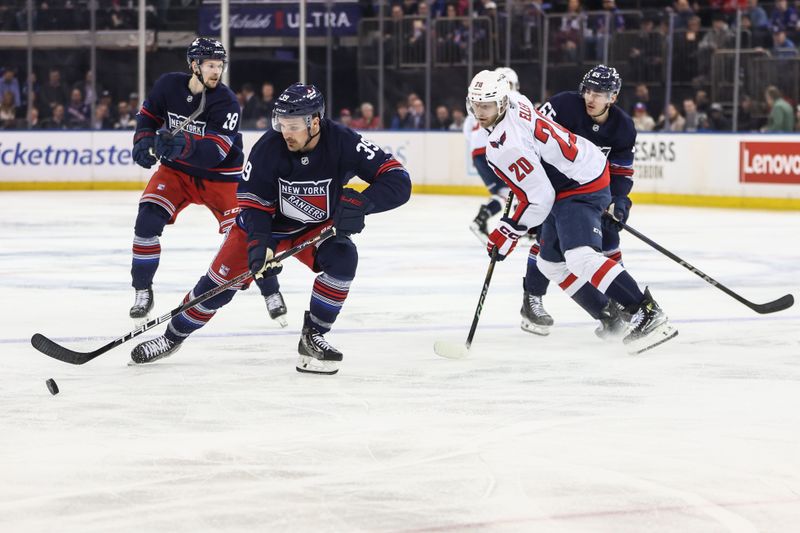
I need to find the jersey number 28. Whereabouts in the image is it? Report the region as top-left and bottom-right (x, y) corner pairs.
(222, 112), (239, 130)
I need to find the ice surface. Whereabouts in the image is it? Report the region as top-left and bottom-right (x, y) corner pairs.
(2, 191), (799, 533)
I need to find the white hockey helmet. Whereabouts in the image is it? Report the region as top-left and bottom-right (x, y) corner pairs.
(466, 69), (510, 125)
(495, 67), (519, 91)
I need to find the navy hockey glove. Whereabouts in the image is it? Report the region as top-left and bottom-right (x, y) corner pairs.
(603, 196), (632, 231)
(487, 217), (526, 261)
(154, 128), (195, 161)
(247, 238), (282, 280)
(333, 188), (375, 236)
(132, 129), (157, 169)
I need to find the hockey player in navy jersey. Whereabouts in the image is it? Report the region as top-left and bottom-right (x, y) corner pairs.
(128, 38), (246, 322)
(469, 69), (676, 354)
(130, 83), (412, 374)
(518, 65), (637, 339)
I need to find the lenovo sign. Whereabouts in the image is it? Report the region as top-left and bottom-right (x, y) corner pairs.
(740, 141), (800, 184)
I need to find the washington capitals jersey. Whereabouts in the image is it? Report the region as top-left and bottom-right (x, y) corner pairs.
(485, 92), (609, 229)
(237, 119), (411, 236)
(136, 72), (244, 182)
(538, 91), (635, 186)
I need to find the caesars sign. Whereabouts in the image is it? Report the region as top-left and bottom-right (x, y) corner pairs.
(740, 141), (800, 185)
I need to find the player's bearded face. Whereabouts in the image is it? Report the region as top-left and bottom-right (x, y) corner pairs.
(195, 60), (224, 88)
(278, 116), (313, 151)
(470, 100), (499, 128)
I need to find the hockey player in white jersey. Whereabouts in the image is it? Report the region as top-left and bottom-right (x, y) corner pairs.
(467, 69), (677, 354)
(464, 68), (517, 244)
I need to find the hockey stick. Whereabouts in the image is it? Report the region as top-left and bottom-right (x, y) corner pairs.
(608, 213), (794, 314)
(31, 227), (336, 365)
(148, 88), (207, 156)
(434, 193), (515, 359)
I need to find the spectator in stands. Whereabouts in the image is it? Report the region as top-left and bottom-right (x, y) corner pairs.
(114, 101), (136, 130)
(674, 15), (703, 83)
(771, 24), (798, 57)
(432, 104), (452, 130)
(672, 0), (696, 30)
(629, 14), (664, 82)
(40, 67), (68, 117)
(739, 13), (772, 49)
(98, 90), (116, 123)
(698, 13), (734, 81)
(74, 70), (97, 109)
(683, 98), (706, 131)
(0, 67), (21, 107)
(128, 92), (140, 113)
(795, 104), (800, 131)
(259, 82), (275, 122)
(706, 102), (731, 130)
(27, 106), (41, 130)
(655, 103), (686, 132)
(0, 90), (17, 128)
(402, 0), (419, 15)
(588, 0), (625, 60)
(66, 88), (89, 129)
(736, 94), (761, 131)
(337, 108), (353, 127)
(763, 85), (795, 131)
(41, 103), (68, 130)
(240, 83), (261, 128)
(746, 0), (769, 29)
(695, 89), (711, 114)
(107, 1), (132, 29)
(450, 107), (465, 131)
(770, 0), (799, 33)
(389, 100), (412, 130)
(632, 83), (659, 119)
(553, 0), (584, 63)
(351, 102), (382, 129)
(408, 97), (427, 129)
(91, 102), (112, 130)
(632, 102), (656, 131)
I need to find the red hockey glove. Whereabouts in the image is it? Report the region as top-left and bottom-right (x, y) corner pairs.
(487, 217), (527, 261)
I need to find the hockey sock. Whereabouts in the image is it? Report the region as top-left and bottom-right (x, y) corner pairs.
(131, 235), (160, 289)
(570, 283), (608, 320)
(603, 270), (644, 308)
(485, 196), (503, 216)
(166, 276), (236, 342)
(308, 273), (352, 334)
(524, 242), (550, 296)
(255, 274), (280, 296)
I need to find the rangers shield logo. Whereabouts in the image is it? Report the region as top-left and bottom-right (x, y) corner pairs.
(278, 178), (332, 223)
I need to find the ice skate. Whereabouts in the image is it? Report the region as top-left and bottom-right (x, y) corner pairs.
(623, 288), (678, 354)
(296, 312), (342, 375)
(469, 205), (491, 245)
(520, 291), (554, 336)
(130, 335), (181, 364)
(594, 300), (630, 341)
(129, 287), (154, 320)
(264, 291), (288, 327)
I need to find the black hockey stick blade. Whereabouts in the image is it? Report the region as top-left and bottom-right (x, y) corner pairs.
(31, 227), (336, 365)
(31, 333), (110, 365)
(749, 293), (794, 314)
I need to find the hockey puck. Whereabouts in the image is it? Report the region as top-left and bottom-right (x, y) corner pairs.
(46, 378), (59, 396)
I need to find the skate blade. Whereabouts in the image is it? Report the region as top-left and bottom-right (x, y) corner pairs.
(626, 324), (679, 355)
(131, 314), (151, 327)
(274, 316), (288, 328)
(433, 340), (470, 359)
(296, 355), (339, 375)
(520, 319), (551, 336)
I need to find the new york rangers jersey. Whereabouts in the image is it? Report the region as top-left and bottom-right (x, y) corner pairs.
(136, 72), (244, 182)
(237, 119), (411, 236)
(538, 91), (635, 186)
(485, 93), (609, 229)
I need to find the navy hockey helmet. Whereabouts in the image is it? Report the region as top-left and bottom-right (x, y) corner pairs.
(579, 65), (622, 96)
(272, 83), (325, 135)
(186, 37), (227, 68)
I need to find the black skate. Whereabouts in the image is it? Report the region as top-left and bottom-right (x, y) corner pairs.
(520, 291), (554, 336)
(469, 205), (492, 245)
(264, 291), (288, 328)
(594, 300), (630, 341)
(296, 312), (342, 375)
(623, 288), (678, 354)
(130, 335), (181, 364)
(129, 287), (154, 319)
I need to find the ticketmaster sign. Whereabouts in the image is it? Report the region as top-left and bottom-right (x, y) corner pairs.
(198, 3), (361, 37)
